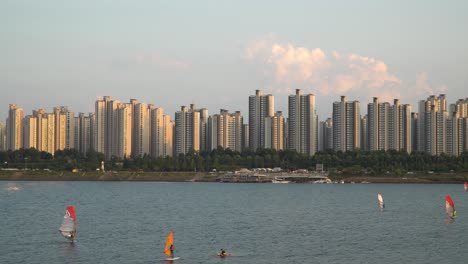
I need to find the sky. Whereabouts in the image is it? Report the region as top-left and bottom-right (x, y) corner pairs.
(1, 0), (467, 121)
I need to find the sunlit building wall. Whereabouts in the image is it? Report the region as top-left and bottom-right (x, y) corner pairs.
(23, 115), (37, 149)
(7, 104), (24, 150)
(288, 89), (317, 155)
(249, 90), (274, 150)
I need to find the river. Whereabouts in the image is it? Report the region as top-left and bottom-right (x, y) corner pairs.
(1, 182), (467, 263)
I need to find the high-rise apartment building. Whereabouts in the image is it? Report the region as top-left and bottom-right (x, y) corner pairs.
(360, 115), (368, 151)
(150, 107), (174, 157)
(32, 109), (46, 151)
(208, 109), (243, 152)
(133, 102), (150, 156)
(418, 95), (448, 155)
(447, 98), (468, 156)
(332, 96), (360, 151)
(242, 124), (249, 150)
(0, 121), (6, 151)
(43, 113), (55, 154)
(268, 111), (284, 150)
(23, 115), (37, 149)
(288, 89), (317, 155)
(368, 98), (411, 153)
(53, 107), (75, 151)
(249, 90), (274, 150)
(319, 118), (333, 151)
(76, 113), (91, 155)
(175, 104), (202, 155)
(115, 103), (133, 159)
(95, 97), (109, 154)
(7, 104), (24, 150)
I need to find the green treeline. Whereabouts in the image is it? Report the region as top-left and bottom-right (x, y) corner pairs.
(1, 148), (468, 175)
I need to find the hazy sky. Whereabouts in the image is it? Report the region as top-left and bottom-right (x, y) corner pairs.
(1, 0), (467, 121)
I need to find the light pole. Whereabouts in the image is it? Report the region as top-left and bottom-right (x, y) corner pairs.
(4, 161), (7, 169)
(24, 157), (28, 170)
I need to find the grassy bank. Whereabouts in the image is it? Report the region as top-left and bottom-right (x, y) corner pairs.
(0, 170), (218, 182)
(330, 172), (468, 183)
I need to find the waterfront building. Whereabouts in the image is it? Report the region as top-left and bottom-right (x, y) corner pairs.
(150, 107), (174, 157)
(242, 124), (249, 150)
(116, 103), (133, 159)
(368, 98), (411, 153)
(447, 98), (468, 156)
(208, 109), (243, 152)
(418, 95), (448, 155)
(32, 109), (46, 151)
(267, 111), (284, 150)
(0, 121), (5, 151)
(360, 115), (368, 151)
(23, 115), (37, 149)
(43, 113), (55, 154)
(7, 104), (24, 150)
(319, 118), (333, 151)
(95, 97), (109, 154)
(133, 102), (150, 156)
(249, 90), (274, 150)
(332, 96), (360, 152)
(175, 104), (202, 155)
(76, 113), (91, 155)
(411, 112), (418, 153)
(288, 89), (318, 155)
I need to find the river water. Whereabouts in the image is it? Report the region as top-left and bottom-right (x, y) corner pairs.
(1, 182), (467, 264)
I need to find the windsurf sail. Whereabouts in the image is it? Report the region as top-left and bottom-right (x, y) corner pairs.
(164, 231), (174, 257)
(377, 192), (385, 209)
(464, 182), (468, 191)
(59, 206), (77, 240)
(445, 195), (456, 218)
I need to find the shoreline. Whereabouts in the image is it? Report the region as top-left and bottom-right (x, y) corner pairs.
(1, 170), (468, 183)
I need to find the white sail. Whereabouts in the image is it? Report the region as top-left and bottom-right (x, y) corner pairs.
(377, 192), (385, 209)
(59, 206), (76, 240)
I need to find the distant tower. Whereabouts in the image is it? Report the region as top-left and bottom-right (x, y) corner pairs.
(7, 104), (24, 150)
(249, 90), (274, 150)
(332, 96), (360, 152)
(288, 89), (317, 155)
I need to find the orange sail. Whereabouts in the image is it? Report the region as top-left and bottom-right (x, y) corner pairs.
(164, 231), (174, 257)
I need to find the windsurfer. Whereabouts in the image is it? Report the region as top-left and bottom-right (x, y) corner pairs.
(169, 244), (174, 258)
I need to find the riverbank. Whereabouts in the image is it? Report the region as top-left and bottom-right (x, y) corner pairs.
(0, 170), (216, 182)
(1, 170), (468, 183)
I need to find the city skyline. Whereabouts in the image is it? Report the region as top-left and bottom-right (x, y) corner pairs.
(2, 91), (467, 158)
(2, 1), (467, 121)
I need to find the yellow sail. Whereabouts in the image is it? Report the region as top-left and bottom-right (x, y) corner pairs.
(164, 231), (174, 256)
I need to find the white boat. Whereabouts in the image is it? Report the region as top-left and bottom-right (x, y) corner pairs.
(312, 178), (332, 184)
(6, 185), (21, 191)
(272, 177), (290, 184)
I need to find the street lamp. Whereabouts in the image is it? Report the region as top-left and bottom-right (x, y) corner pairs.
(24, 157), (28, 170)
(4, 161), (7, 169)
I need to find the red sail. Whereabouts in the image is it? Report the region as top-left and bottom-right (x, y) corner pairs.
(66, 206), (76, 220)
(446, 195), (455, 208)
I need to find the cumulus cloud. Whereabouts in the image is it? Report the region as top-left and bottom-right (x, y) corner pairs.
(246, 40), (403, 101)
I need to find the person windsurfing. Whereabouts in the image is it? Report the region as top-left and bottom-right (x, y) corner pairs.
(170, 244), (174, 258)
(219, 249), (226, 257)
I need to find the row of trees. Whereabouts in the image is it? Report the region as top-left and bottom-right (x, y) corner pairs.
(1, 148), (468, 174)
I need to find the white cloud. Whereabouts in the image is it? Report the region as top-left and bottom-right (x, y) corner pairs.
(246, 40), (403, 101)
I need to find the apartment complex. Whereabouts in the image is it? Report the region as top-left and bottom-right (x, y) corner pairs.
(3, 92), (468, 159)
